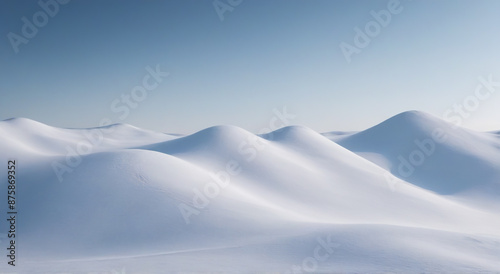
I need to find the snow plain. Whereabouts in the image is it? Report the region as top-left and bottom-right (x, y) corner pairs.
(0, 111), (499, 273)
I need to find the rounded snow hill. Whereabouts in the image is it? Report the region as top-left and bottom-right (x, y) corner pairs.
(0, 118), (177, 156)
(138, 124), (500, 235)
(334, 111), (500, 198)
(2, 116), (500, 273)
(140, 125), (256, 154)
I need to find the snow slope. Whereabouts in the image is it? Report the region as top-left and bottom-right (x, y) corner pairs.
(331, 111), (500, 211)
(0, 118), (177, 156)
(0, 115), (499, 273)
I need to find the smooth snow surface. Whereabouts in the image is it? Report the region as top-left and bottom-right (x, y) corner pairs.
(1, 112), (499, 273)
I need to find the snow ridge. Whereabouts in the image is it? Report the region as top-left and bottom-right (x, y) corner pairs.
(1, 113), (499, 273)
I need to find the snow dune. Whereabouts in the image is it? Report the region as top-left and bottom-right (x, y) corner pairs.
(331, 111), (500, 210)
(0, 118), (176, 156)
(0, 112), (499, 273)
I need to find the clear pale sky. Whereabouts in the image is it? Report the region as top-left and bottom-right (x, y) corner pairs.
(1, 0), (500, 134)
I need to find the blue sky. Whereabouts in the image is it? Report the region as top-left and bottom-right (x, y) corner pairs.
(1, 0), (500, 134)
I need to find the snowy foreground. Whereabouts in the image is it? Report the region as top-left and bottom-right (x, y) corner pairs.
(1, 111), (499, 273)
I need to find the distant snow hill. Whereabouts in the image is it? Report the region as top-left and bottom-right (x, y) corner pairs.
(1, 111), (499, 273)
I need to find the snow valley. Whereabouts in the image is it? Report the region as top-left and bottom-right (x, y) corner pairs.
(1, 111), (500, 273)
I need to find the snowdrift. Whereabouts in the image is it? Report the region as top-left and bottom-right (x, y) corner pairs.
(332, 111), (500, 208)
(0, 113), (499, 273)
